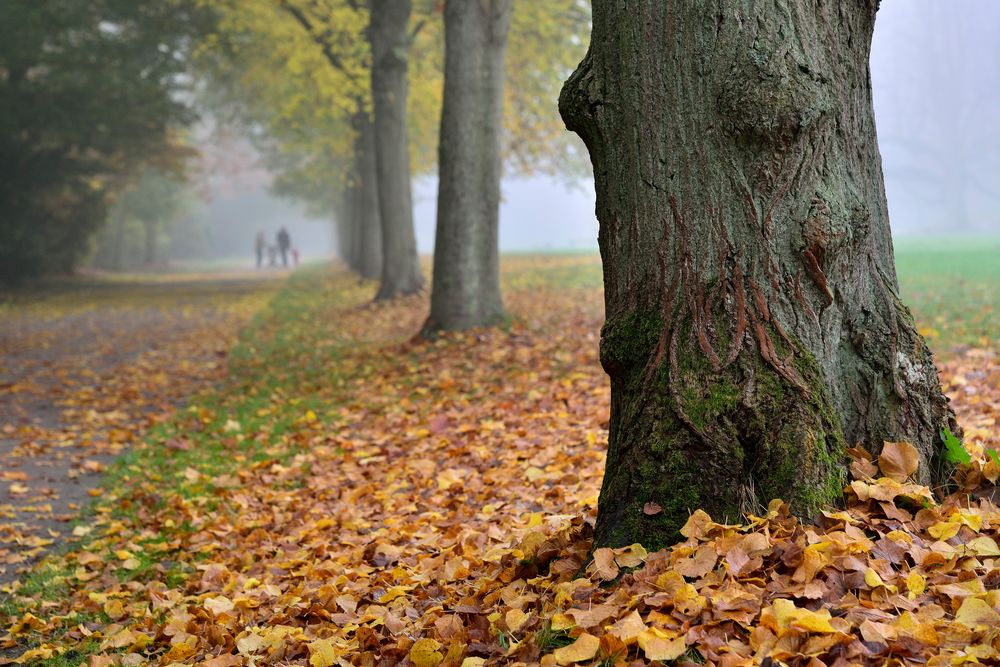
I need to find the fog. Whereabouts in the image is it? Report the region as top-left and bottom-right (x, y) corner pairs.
(187, 0), (1000, 266)
(872, 0), (1000, 236)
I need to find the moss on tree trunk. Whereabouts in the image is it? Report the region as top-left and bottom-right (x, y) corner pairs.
(561, 0), (958, 550)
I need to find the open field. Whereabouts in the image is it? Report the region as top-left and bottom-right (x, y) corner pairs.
(893, 236), (1000, 355)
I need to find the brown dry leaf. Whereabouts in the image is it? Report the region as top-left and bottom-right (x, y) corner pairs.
(674, 544), (717, 578)
(878, 441), (920, 481)
(6, 266), (1000, 667)
(587, 548), (618, 581)
(202, 655), (242, 667)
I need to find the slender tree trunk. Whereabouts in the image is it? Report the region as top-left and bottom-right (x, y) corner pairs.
(421, 0), (511, 334)
(332, 189), (358, 271)
(369, 0), (424, 300)
(143, 219), (157, 265)
(111, 206), (127, 271)
(561, 0), (958, 549)
(354, 110), (383, 281)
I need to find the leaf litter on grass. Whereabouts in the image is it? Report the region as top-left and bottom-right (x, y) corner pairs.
(0, 274), (278, 582)
(1, 258), (999, 666)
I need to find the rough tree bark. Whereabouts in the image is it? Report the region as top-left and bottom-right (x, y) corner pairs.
(560, 1), (958, 549)
(369, 0), (424, 300)
(421, 0), (511, 334)
(351, 110), (383, 280)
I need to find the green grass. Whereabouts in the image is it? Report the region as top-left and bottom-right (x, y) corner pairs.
(1, 266), (361, 665)
(895, 235), (1000, 354)
(501, 239), (999, 356)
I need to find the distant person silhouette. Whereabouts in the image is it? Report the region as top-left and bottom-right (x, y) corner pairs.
(276, 227), (291, 268)
(291, 247), (300, 267)
(254, 229), (266, 269)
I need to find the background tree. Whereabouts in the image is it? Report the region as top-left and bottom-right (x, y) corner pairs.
(561, 0), (958, 548)
(0, 0), (208, 283)
(194, 1), (589, 287)
(90, 169), (193, 270)
(422, 0), (512, 333)
(368, 0), (424, 299)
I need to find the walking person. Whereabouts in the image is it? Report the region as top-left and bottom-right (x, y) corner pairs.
(276, 227), (291, 268)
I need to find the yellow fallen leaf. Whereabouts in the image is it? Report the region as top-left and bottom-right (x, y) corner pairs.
(162, 637), (198, 661)
(965, 536), (1000, 557)
(236, 632), (265, 654)
(928, 520), (961, 540)
(408, 638), (443, 667)
(865, 568), (898, 593)
(12, 646), (56, 664)
(204, 595), (235, 615)
(308, 638), (340, 667)
(680, 509), (714, 540)
(906, 571), (926, 599)
(506, 608), (529, 632)
(378, 585), (411, 603)
(9, 613), (46, 635)
(103, 599), (126, 620)
(608, 610), (646, 643)
(614, 543), (648, 568)
(550, 613), (575, 631)
(637, 628), (686, 661)
(954, 597), (1000, 628)
(552, 633), (600, 665)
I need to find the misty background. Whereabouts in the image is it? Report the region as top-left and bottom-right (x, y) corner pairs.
(141, 0), (999, 267)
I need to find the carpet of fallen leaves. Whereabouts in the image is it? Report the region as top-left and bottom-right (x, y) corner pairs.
(0, 273), (280, 584)
(1, 258), (999, 667)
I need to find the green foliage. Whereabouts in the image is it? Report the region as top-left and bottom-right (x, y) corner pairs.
(88, 169), (200, 270)
(536, 622), (574, 653)
(193, 0), (591, 218)
(0, 0), (210, 282)
(941, 427), (971, 465)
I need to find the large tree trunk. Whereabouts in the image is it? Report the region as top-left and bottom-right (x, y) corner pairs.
(369, 0), (424, 300)
(422, 0), (511, 334)
(561, 1), (958, 549)
(353, 110), (383, 280)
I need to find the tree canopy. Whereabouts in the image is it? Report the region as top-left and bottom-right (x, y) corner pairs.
(0, 0), (210, 282)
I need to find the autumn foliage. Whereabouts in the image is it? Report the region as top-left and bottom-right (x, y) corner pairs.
(2, 259), (1000, 666)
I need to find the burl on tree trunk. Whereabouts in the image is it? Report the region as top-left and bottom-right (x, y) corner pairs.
(560, 1), (958, 549)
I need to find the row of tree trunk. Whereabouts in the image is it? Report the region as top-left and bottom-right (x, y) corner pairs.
(336, 0), (957, 551)
(335, 0), (511, 335)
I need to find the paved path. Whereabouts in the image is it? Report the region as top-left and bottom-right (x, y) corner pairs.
(0, 273), (279, 585)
